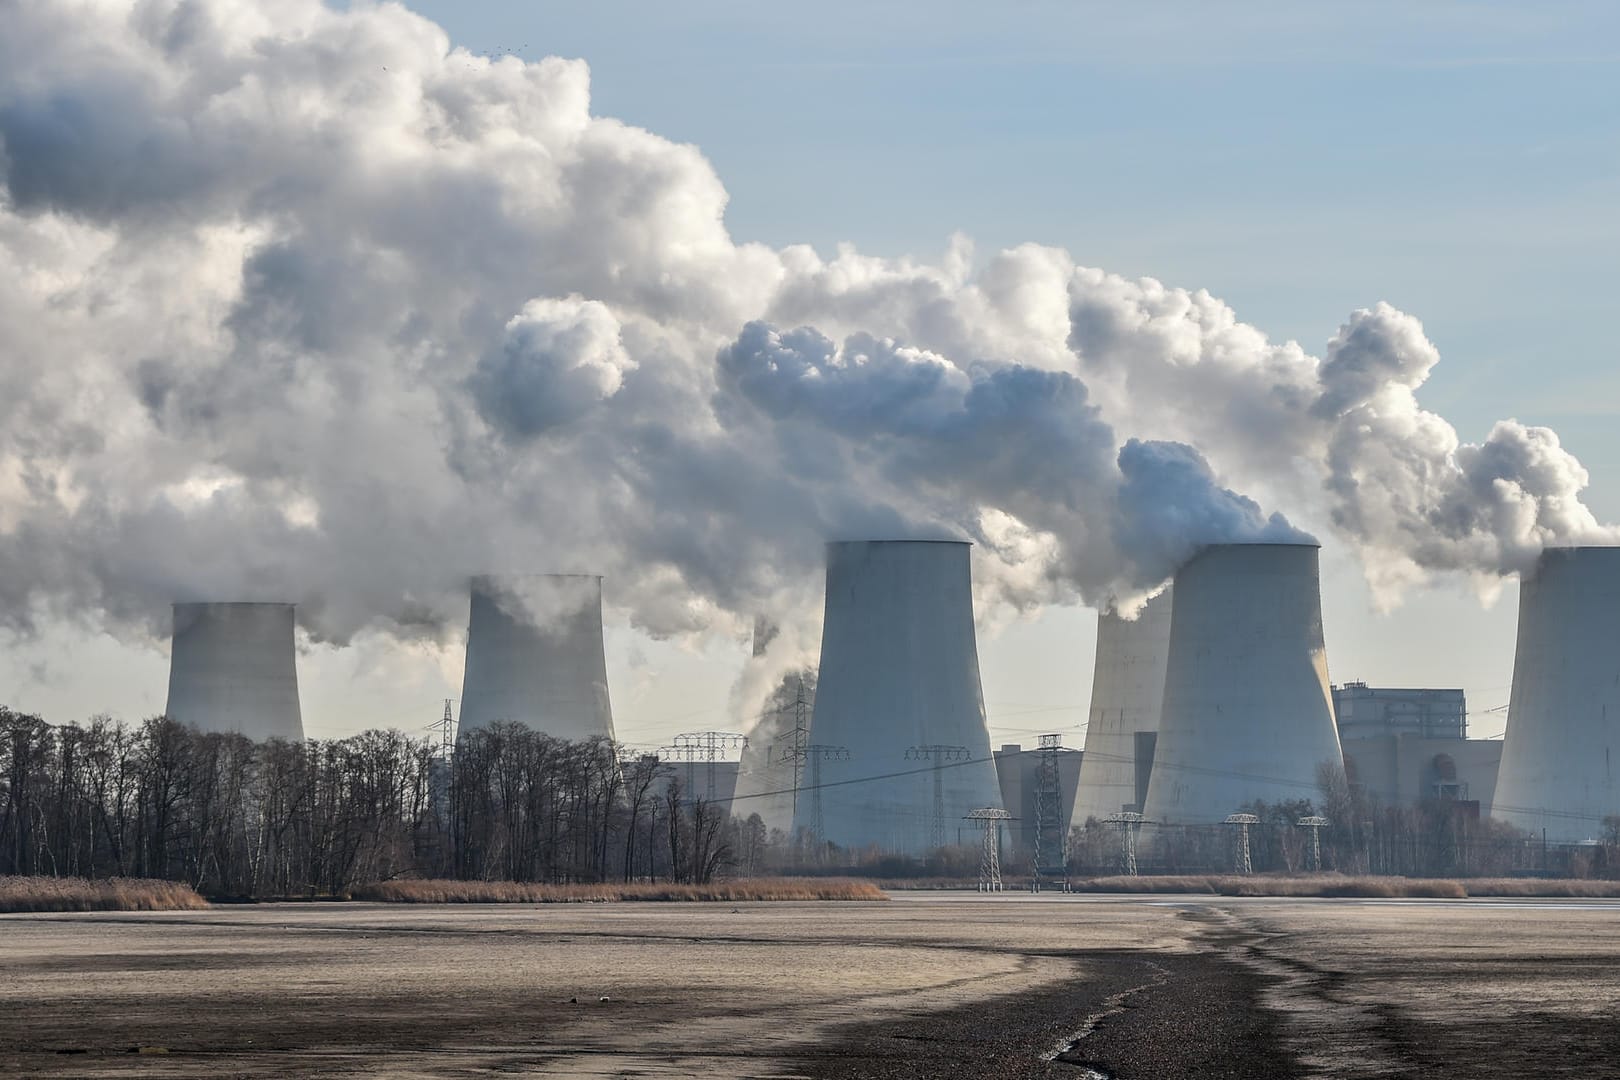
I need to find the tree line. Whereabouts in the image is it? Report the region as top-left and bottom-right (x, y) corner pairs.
(0, 708), (743, 897)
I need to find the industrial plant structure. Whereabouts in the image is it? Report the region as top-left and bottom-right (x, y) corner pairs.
(1070, 590), (1172, 827)
(994, 740), (1083, 857)
(1334, 682), (1501, 811)
(731, 619), (814, 836)
(165, 602), (304, 741)
(456, 574), (616, 742)
(1141, 543), (1343, 824)
(792, 540), (1002, 854)
(1492, 547), (1620, 842)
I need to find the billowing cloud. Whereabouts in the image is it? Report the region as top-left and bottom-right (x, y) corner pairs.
(0, 0), (1608, 705)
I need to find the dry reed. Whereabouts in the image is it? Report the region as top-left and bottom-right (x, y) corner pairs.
(0, 875), (210, 913)
(1064, 873), (1620, 898)
(349, 877), (887, 903)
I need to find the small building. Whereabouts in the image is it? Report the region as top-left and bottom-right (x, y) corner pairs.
(1334, 682), (1467, 741)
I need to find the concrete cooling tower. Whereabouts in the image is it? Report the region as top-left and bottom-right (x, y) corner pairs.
(1070, 588), (1172, 828)
(1492, 547), (1620, 842)
(791, 540), (1002, 855)
(1141, 543), (1343, 824)
(457, 574), (615, 742)
(732, 619), (816, 837)
(165, 602), (304, 741)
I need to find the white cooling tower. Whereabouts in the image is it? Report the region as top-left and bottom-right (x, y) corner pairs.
(165, 602), (304, 741)
(1070, 589), (1172, 827)
(457, 574), (615, 742)
(1492, 547), (1620, 842)
(791, 540), (1002, 855)
(1141, 543), (1343, 824)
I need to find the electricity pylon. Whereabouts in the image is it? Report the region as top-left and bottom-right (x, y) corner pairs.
(1225, 812), (1259, 875)
(967, 808), (1013, 891)
(906, 744), (969, 851)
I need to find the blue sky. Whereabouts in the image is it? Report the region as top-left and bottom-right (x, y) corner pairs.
(408, 1), (1620, 478)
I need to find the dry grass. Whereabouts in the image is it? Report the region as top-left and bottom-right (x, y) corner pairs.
(1459, 878), (1620, 898)
(350, 877), (888, 903)
(0, 875), (210, 913)
(1065, 873), (1620, 898)
(1067, 874), (1466, 898)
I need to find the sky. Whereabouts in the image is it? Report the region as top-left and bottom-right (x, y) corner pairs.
(2, 0), (1618, 752)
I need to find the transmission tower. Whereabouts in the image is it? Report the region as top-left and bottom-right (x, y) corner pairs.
(1103, 811), (1144, 877)
(433, 699), (456, 762)
(1032, 734), (1068, 891)
(805, 744), (851, 845)
(906, 744), (969, 850)
(664, 731), (747, 802)
(425, 700), (456, 824)
(1298, 815), (1329, 872)
(967, 808), (1012, 891)
(774, 677), (813, 817)
(1225, 812), (1259, 875)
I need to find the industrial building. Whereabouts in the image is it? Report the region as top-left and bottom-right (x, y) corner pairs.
(1070, 591), (1172, 826)
(1493, 547), (1620, 843)
(165, 602), (305, 741)
(1330, 681), (1499, 811)
(993, 740), (1083, 857)
(792, 540), (1003, 855)
(1334, 682), (1467, 741)
(1142, 543), (1344, 824)
(456, 574), (616, 742)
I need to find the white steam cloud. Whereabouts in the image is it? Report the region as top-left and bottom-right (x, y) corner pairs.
(0, 0), (1610, 695)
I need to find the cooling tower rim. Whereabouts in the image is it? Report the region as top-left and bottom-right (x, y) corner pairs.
(824, 538), (972, 548)
(172, 600), (296, 609)
(469, 572), (605, 585)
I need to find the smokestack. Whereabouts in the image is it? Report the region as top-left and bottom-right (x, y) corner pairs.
(457, 574), (615, 742)
(1071, 588), (1172, 827)
(165, 602), (304, 741)
(1142, 543), (1342, 824)
(1492, 547), (1620, 842)
(792, 540), (1001, 855)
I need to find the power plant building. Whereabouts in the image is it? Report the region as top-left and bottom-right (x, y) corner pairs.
(1492, 547), (1620, 843)
(457, 574), (616, 742)
(1334, 682), (1467, 741)
(792, 540), (1002, 855)
(165, 602), (304, 741)
(1070, 591), (1172, 826)
(1333, 682), (1499, 811)
(1142, 543), (1344, 824)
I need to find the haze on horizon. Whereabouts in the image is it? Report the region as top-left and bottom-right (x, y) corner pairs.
(1, 0), (1617, 752)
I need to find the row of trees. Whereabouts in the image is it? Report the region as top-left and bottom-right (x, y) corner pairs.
(0, 708), (743, 896)
(7, 707), (1609, 890)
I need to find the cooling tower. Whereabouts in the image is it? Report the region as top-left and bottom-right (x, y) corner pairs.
(1492, 547), (1620, 842)
(1070, 588), (1172, 828)
(457, 574), (615, 742)
(1141, 543), (1343, 824)
(165, 602), (304, 741)
(791, 540), (1002, 855)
